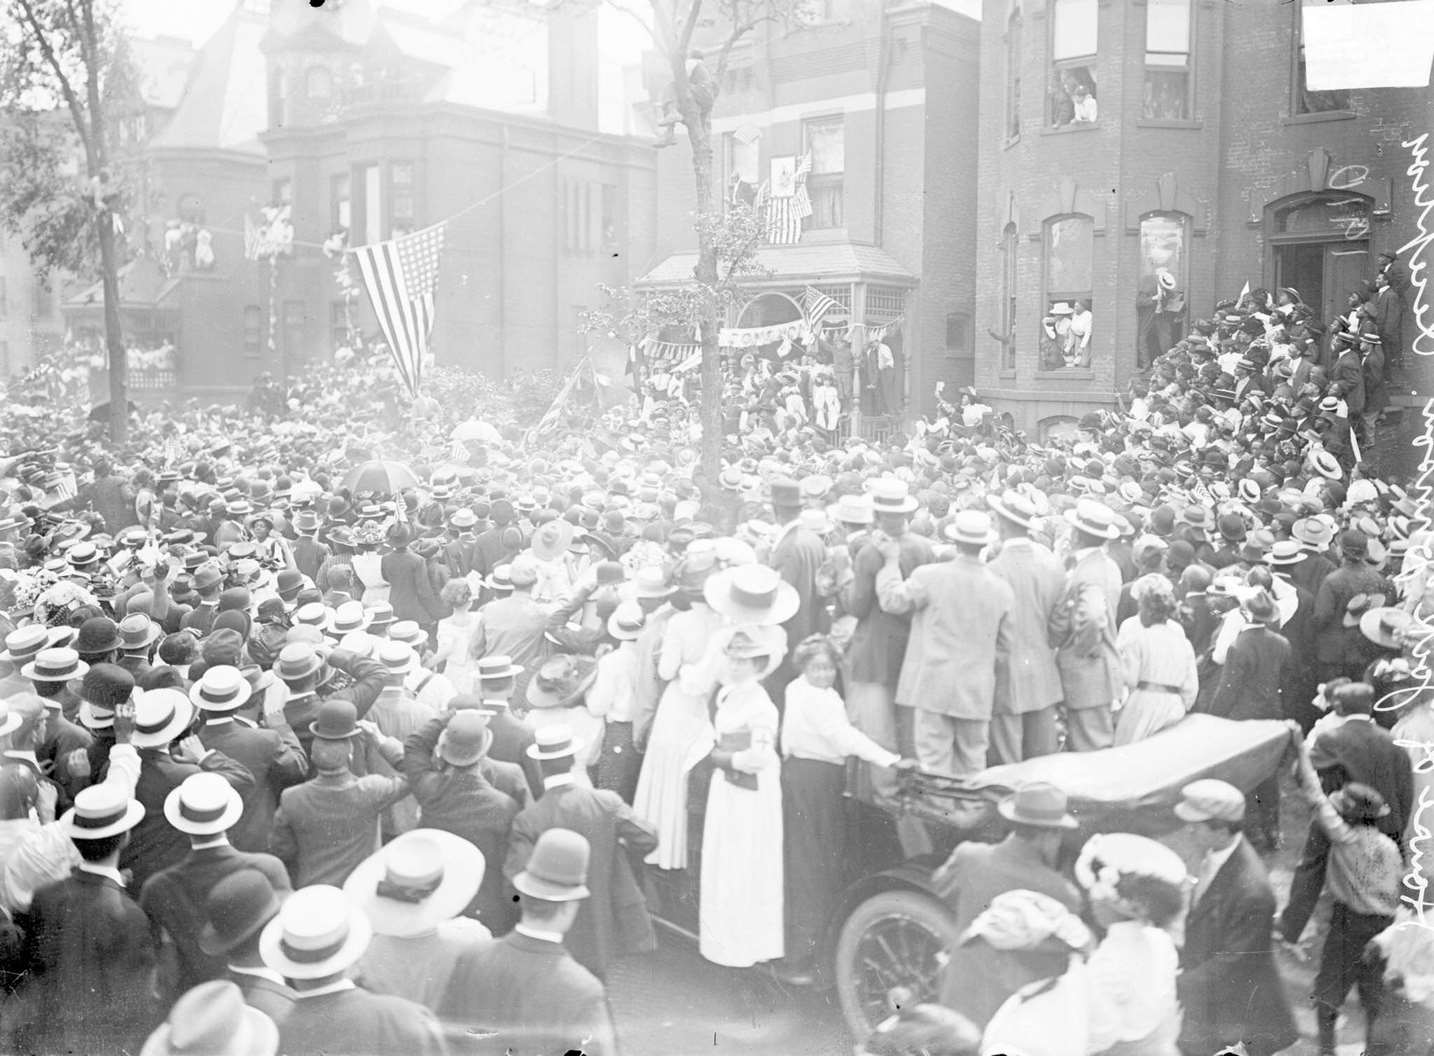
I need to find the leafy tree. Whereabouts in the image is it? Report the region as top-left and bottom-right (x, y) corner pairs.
(0, 0), (141, 443)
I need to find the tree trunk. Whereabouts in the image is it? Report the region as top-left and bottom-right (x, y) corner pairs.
(98, 206), (126, 446)
(686, 108), (724, 503)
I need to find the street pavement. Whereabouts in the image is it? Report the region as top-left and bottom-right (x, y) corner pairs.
(609, 937), (854, 1056)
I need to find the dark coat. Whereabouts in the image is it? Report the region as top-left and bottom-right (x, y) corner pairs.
(1334, 346), (1367, 413)
(382, 547), (444, 625)
(1210, 625), (1290, 721)
(770, 522), (831, 651)
(17, 869), (160, 1055)
(139, 843), (292, 995)
(226, 966), (296, 1026)
(119, 747), (256, 891)
(485, 708), (543, 799)
(1313, 715), (1414, 843)
(505, 781), (657, 980)
(403, 716), (521, 931)
(842, 534), (935, 689)
(292, 536), (330, 583)
(933, 834), (1082, 1025)
(276, 984), (446, 1056)
(439, 930), (618, 1056)
(198, 717), (309, 853)
(1313, 562), (1393, 667)
(1178, 837), (1297, 1056)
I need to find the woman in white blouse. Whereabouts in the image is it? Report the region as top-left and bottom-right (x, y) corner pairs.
(1114, 574), (1198, 745)
(779, 634), (911, 984)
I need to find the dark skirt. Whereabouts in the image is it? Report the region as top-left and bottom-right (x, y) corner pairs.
(782, 757), (845, 966)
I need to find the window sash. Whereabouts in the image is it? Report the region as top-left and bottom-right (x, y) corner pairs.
(804, 120), (845, 175)
(1052, 0), (1098, 62)
(1146, 0), (1189, 53)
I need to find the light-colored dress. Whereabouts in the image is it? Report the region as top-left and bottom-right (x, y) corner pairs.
(433, 611), (479, 694)
(632, 603), (724, 869)
(698, 680), (784, 968)
(1114, 617), (1198, 745)
(352, 552), (389, 605)
(1085, 921), (1181, 1056)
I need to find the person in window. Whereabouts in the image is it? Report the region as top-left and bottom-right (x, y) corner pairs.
(1070, 79), (1098, 123)
(1039, 314), (1066, 371)
(1050, 74), (1076, 127)
(1069, 300), (1094, 366)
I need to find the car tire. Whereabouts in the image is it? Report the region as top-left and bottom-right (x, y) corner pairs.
(833, 886), (956, 1042)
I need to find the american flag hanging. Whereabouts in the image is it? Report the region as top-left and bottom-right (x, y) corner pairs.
(351, 223), (447, 398)
(763, 154), (812, 245)
(802, 285), (838, 331)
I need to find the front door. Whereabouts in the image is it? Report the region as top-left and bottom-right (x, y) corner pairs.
(1324, 245), (1369, 328)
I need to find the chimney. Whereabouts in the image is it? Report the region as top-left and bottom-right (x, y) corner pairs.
(547, 3), (600, 130)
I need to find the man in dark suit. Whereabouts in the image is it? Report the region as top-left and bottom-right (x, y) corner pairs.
(1312, 529), (1393, 683)
(291, 510), (330, 583)
(402, 710), (521, 932)
(194, 665), (308, 853)
(470, 658), (541, 798)
(504, 724), (657, 981)
(181, 565), (225, 637)
(120, 687), (256, 891)
(1279, 682), (1414, 944)
(767, 477), (830, 705)
(382, 524), (444, 634)
(200, 868), (295, 1025)
(933, 782), (1082, 1026)
(1332, 332), (1367, 417)
(272, 642), (388, 756)
(140, 771), (294, 997)
(442, 828), (618, 1056)
(1177, 779), (1297, 1056)
(17, 771), (160, 1055)
(261, 884), (445, 1056)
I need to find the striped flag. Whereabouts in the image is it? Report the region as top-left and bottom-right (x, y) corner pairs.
(351, 223), (446, 398)
(764, 154), (812, 245)
(802, 285), (838, 331)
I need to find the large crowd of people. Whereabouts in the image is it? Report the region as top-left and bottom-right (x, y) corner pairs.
(0, 248), (1427, 1056)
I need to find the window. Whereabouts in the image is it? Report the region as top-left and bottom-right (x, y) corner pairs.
(793, 0), (832, 25)
(283, 300), (307, 359)
(243, 305), (263, 357)
(1042, 215), (1094, 370)
(1143, 0), (1191, 120)
(390, 162), (415, 234)
(563, 180), (593, 256)
(305, 65), (333, 100)
(803, 117), (845, 230)
(354, 164), (380, 244)
(330, 173), (351, 232)
(269, 68), (286, 129)
(945, 313), (971, 355)
(331, 301), (349, 350)
(1293, 1), (1350, 114)
(723, 129), (761, 212)
(1005, 11), (1022, 140)
(1050, 0), (1098, 127)
(600, 183), (619, 257)
(1138, 213), (1188, 294)
(1000, 222), (1018, 370)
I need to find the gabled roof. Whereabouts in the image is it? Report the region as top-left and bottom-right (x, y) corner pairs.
(147, 3), (269, 156)
(637, 242), (918, 287)
(62, 258), (181, 311)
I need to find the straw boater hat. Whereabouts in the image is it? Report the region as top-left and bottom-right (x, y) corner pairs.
(0, 626), (50, 666)
(511, 828), (591, 902)
(703, 565), (799, 626)
(996, 781), (1079, 829)
(1361, 606), (1424, 650)
(59, 780), (145, 840)
(189, 665), (252, 713)
(866, 477), (920, 516)
(987, 490), (1038, 531)
(1064, 499), (1121, 541)
(607, 601), (646, 642)
(131, 688), (196, 749)
(629, 567), (674, 601)
(475, 655), (524, 682)
(526, 723), (584, 762)
(944, 510), (995, 547)
(260, 885), (373, 980)
(343, 829), (485, 939)
(164, 772), (244, 836)
(22, 647), (89, 684)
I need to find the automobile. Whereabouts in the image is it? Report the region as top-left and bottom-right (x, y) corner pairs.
(649, 713), (1293, 1042)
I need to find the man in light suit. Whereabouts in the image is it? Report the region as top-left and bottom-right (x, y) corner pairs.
(933, 781), (1081, 1026)
(504, 725), (657, 980)
(261, 885), (445, 1056)
(469, 557), (550, 702)
(876, 510), (1013, 777)
(986, 491), (1064, 763)
(767, 478), (830, 706)
(1176, 780), (1296, 1056)
(442, 828), (618, 1056)
(1051, 500), (1123, 752)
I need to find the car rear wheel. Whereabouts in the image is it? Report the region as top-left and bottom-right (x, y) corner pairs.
(833, 887), (956, 1041)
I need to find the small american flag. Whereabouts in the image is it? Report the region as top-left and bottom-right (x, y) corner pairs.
(764, 154), (812, 245)
(802, 285), (838, 331)
(351, 223), (447, 398)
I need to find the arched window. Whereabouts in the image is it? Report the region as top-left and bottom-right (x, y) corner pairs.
(1042, 215), (1094, 370)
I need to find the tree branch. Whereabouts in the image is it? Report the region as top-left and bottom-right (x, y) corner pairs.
(13, 0), (94, 166)
(604, 0), (658, 46)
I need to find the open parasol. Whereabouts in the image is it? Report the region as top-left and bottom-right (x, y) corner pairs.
(343, 460), (419, 496)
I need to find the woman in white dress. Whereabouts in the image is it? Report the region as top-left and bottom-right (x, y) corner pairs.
(631, 557), (724, 870)
(1114, 574), (1197, 745)
(431, 578), (479, 694)
(696, 625), (784, 968)
(1074, 833), (1187, 1056)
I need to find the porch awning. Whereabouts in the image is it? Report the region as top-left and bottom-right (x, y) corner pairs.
(636, 241), (918, 287)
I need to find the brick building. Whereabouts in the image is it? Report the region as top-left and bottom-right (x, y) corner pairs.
(973, 0), (1430, 444)
(639, 0), (981, 422)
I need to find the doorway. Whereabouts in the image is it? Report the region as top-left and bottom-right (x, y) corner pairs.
(1272, 240), (1368, 327)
